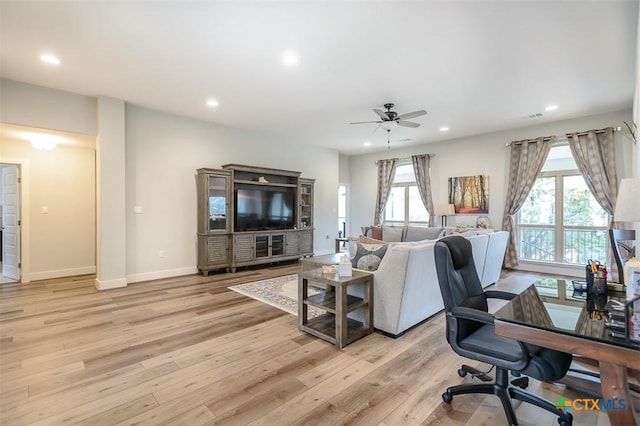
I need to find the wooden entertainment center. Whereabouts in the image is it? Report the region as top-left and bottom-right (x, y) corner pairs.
(196, 164), (314, 275)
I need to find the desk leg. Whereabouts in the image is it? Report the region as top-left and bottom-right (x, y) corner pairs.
(599, 362), (637, 426)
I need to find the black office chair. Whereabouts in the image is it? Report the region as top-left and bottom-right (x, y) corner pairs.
(434, 236), (573, 426)
(609, 228), (635, 284)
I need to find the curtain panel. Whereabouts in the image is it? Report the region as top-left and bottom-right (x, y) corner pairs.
(374, 158), (397, 226)
(566, 128), (617, 216)
(566, 127), (619, 279)
(411, 154), (435, 226)
(502, 136), (555, 268)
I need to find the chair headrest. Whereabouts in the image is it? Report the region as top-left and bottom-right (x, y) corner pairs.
(440, 236), (472, 270)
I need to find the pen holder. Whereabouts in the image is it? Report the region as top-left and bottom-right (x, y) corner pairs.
(585, 265), (595, 291)
(592, 277), (606, 295)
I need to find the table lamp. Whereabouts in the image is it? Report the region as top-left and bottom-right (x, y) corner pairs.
(613, 178), (640, 299)
(434, 204), (455, 227)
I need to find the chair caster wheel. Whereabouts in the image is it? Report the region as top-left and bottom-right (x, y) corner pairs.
(558, 413), (573, 426)
(442, 391), (453, 403)
(457, 368), (467, 378)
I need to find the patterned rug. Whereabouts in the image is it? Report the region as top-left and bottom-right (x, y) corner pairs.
(228, 274), (325, 318)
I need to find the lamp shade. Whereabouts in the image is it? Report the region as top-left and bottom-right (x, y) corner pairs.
(434, 204), (455, 216)
(614, 178), (640, 222)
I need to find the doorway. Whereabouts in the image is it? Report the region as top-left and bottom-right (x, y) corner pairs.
(1, 163), (21, 283)
(338, 184), (348, 244)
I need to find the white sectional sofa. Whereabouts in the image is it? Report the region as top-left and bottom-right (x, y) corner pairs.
(349, 231), (509, 336)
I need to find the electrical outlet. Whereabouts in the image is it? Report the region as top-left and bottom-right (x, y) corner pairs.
(158, 250), (165, 258)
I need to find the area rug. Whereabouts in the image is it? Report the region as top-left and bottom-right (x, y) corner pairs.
(228, 274), (325, 318)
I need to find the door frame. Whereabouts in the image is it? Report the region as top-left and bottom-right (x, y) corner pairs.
(0, 158), (30, 283)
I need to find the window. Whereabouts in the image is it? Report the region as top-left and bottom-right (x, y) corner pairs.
(384, 163), (429, 226)
(517, 145), (609, 265)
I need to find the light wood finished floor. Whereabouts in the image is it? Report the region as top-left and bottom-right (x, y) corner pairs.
(0, 264), (617, 425)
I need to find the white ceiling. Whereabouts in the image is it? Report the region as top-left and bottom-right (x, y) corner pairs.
(1, 1), (637, 155)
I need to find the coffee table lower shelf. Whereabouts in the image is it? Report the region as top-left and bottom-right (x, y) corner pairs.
(300, 314), (371, 346)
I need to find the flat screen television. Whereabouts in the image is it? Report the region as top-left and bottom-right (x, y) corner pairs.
(234, 187), (295, 231)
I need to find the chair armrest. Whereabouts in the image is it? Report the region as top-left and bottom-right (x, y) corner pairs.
(484, 290), (516, 301)
(449, 306), (531, 370)
(450, 306), (494, 325)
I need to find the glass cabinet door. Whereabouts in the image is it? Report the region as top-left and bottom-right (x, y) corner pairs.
(208, 175), (229, 232)
(299, 180), (314, 229)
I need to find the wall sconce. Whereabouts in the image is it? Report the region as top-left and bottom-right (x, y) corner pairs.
(434, 204), (455, 227)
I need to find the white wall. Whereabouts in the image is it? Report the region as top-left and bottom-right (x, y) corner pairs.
(1, 79), (97, 136)
(348, 109), (634, 239)
(124, 105), (339, 282)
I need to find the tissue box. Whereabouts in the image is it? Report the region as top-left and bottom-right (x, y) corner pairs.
(339, 261), (352, 277)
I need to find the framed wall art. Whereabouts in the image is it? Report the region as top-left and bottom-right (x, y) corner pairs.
(448, 175), (489, 214)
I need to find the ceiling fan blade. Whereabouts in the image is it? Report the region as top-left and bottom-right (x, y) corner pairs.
(350, 120), (383, 125)
(397, 121), (420, 128)
(373, 109), (390, 120)
(396, 110), (427, 121)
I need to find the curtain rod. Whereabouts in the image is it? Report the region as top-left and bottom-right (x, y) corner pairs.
(505, 126), (622, 146)
(375, 153), (435, 165)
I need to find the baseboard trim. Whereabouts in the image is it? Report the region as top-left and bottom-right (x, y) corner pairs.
(29, 266), (96, 281)
(95, 277), (127, 290)
(314, 249), (334, 256)
(126, 266), (198, 284)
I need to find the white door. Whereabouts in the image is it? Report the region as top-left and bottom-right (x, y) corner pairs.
(2, 165), (20, 280)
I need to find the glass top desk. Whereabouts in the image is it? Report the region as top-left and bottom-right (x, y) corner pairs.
(493, 278), (639, 426)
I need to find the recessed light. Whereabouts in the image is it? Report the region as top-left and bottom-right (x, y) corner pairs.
(40, 54), (60, 65)
(206, 99), (219, 108)
(363, 141), (372, 147)
(282, 51), (299, 65)
(439, 126), (449, 132)
(545, 105), (558, 111)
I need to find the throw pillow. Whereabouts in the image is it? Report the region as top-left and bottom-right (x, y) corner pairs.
(371, 225), (383, 240)
(382, 225), (403, 242)
(359, 235), (385, 244)
(348, 241), (388, 271)
(404, 226), (445, 242)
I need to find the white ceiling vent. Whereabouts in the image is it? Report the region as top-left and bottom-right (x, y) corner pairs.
(527, 113), (544, 119)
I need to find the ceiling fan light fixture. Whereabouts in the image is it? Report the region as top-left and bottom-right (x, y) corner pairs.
(380, 121), (397, 131)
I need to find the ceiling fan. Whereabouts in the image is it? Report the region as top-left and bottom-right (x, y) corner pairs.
(350, 103), (427, 148)
(350, 103), (427, 130)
